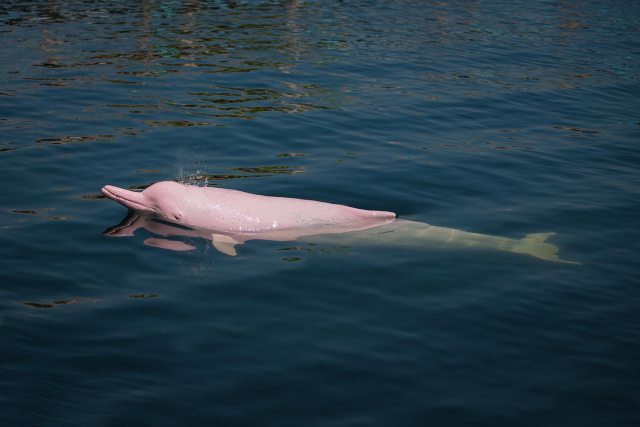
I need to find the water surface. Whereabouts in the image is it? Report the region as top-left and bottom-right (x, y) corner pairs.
(1, 1), (639, 426)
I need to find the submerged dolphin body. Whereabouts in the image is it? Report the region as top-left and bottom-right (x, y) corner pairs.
(102, 181), (577, 263)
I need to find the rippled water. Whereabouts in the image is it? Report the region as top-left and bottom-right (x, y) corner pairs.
(1, 1), (639, 426)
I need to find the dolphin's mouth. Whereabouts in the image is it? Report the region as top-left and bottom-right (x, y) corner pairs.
(101, 185), (157, 214)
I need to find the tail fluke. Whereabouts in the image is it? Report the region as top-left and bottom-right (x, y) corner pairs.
(512, 232), (581, 265)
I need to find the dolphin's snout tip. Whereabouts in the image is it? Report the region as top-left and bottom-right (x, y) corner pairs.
(101, 185), (116, 200)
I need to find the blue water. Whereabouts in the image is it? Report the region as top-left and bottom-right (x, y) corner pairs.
(1, 1), (639, 425)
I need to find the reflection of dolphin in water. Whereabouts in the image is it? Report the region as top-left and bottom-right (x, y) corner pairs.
(102, 181), (577, 263)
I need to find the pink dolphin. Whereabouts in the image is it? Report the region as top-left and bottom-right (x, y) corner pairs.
(101, 181), (578, 263)
(101, 181), (396, 255)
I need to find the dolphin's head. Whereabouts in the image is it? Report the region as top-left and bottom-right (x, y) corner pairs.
(102, 181), (186, 223)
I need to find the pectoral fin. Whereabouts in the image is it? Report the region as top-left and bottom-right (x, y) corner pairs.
(212, 234), (239, 256)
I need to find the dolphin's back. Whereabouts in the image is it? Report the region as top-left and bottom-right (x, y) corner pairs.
(185, 186), (396, 232)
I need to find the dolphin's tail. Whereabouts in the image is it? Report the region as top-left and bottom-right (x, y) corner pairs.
(511, 232), (580, 264)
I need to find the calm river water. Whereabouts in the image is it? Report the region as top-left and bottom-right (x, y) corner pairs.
(1, 1), (639, 426)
